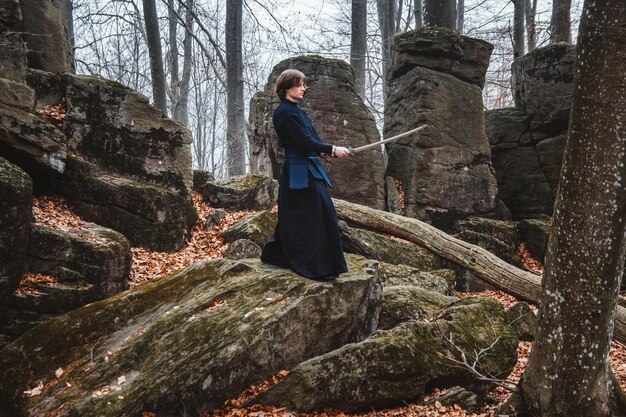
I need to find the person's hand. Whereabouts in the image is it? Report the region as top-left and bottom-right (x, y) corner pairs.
(321, 153), (332, 162)
(333, 146), (350, 159)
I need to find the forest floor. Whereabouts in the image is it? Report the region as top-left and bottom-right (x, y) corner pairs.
(30, 194), (626, 417)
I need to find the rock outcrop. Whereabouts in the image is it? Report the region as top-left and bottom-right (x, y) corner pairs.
(487, 43), (574, 218)
(18, 0), (73, 73)
(221, 211), (277, 247)
(27, 223), (130, 299)
(195, 174), (278, 211)
(0, 255), (382, 417)
(0, 157), (31, 322)
(0, 12), (197, 252)
(248, 55), (386, 210)
(251, 297), (518, 412)
(379, 285), (457, 330)
(378, 262), (455, 294)
(223, 239), (262, 260)
(385, 28), (500, 231)
(517, 216), (551, 261)
(455, 217), (521, 267)
(1, 222), (131, 346)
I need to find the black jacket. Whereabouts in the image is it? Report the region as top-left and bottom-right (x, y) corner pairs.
(273, 99), (333, 189)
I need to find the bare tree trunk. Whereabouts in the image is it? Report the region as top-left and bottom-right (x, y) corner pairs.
(377, 0), (396, 103)
(351, 0), (367, 99)
(456, 0), (464, 34)
(550, 0), (572, 43)
(517, 0), (626, 414)
(414, 0), (422, 28)
(226, 0), (246, 176)
(143, 0), (168, 115)
(168, 0), (179, 111)
(176, 0), (193, 126)
(513, 0), (525, 58)
(423, 0), (456, 29)
(395, 0), (402, 33)
(525, 0), (537, 52)
(170, 0), (193, 125)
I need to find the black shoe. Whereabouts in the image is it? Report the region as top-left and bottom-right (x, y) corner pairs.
(315, 275), (338, 282)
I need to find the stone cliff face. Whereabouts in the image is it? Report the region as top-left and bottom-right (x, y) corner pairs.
(487, 43), (574, 219)
(248, 55), (386, 210)
(384, 28), (502, 232)
(0, 2), (196, 252)
(0, 1), (195, 345)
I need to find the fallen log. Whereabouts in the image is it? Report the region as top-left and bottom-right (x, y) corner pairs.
(333, 198), (626, 344)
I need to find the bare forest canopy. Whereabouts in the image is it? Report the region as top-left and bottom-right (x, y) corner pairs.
(72, 0), (584, 177)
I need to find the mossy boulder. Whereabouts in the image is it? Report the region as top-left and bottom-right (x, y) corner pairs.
(11, 70), (197, 251)
(3, 220), (130, 346)
(24, 222), (130, 302)
(0, 254), (382, 417)
(251, 297), (518, 412)
(422, 386), (479, 412)
(518, 216), (550, 261)
(506, 302), (537, 341)
(19, 0), (73, 73)
(393, 28), (494, 87)
(59, 157), (196, 251)
(0, 33), (28, 82)
(385, 29), (498, 230)
(224, 239), (262, 260)
(455, 217), (521, 267)
(511, 43), (575, 131)
(379, 285), (458, 330)
(0, 157), (32, 320)
(377, 262), (455, 294)
(192, 169), (215, 190)
(340, 221), (442, 271)
(196, 174), (278, 211)
(221, 210), (277, 247)
(0, 78), (35, 111)
(204, 208), (226, 230)
(0, 102), (67, 175)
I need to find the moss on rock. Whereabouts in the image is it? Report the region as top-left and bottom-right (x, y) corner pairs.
(252, 296), (518, 412)
(222, 211), (277, 247)
(0, 255), (382, 417)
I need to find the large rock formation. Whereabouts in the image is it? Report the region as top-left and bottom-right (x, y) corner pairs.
(194, 174), (278, 211)
(487, 43), (574, 218)
(0, 255), (382, 417)
(0, 68), (198, 251)
(248, 55), (386, 210)
(221, 210), (277, 247)
(385, 28), (500, 231)
(0, 157), (31, 323)
(18, 0), (73, 73)
(1, 221), (131, 347)
(251, 297), (518, 412)
(0, 7), (197, 251)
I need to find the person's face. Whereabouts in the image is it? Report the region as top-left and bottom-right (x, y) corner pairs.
(285, 81), (306, 102)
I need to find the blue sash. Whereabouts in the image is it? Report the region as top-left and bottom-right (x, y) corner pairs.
(285, 149), (333, 190)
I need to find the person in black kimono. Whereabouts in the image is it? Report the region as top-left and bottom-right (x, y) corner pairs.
(261, 69), (351, 280)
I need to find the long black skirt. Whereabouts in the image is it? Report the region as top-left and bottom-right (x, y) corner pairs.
(261, 170), (348, 279)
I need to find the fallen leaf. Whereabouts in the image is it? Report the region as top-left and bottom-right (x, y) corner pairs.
(55, 368), (64, 378)
(23, 383), (43, 397)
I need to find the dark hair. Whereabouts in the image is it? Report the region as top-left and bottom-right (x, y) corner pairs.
(275, 69), (306, 99)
